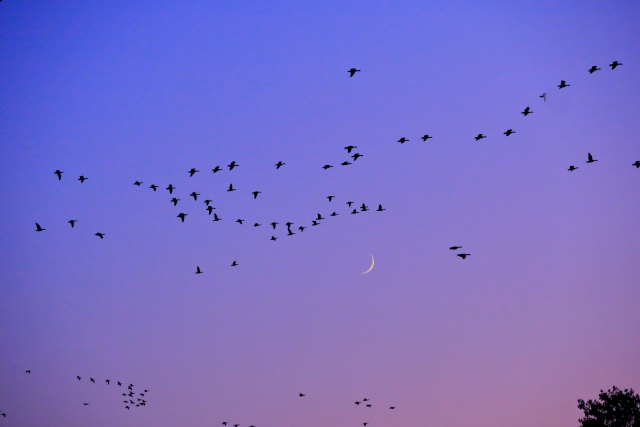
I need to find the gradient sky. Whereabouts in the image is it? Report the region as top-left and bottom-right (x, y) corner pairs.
(1, 1), (639, 426)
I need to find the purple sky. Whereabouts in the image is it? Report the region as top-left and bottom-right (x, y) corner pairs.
(1, 1), (639, 426)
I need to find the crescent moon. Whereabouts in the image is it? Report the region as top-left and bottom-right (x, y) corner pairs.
(362, 254), (375, 274)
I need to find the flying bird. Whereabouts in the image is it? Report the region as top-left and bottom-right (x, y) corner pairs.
(195, 266), (202, 274)
(227, 184), (236, 192)
(253, 223), (261, 227)
(568, 165), (578, 172)
(298, 226), (306, 232)
(212, 166), (222, 173)
(54, 170), (63, 180)
(376, 204), (385, 212)
(95, 232), (105, 239)
(457, 253), (470, 259)
(117, 382), (122, 386)
(188, 168), (199, 177)
(271, 222), (278, 229)
(77, 376), (81, 380)
(421, 134), (433, 141)
(366, 404), (372, 407)
(350, 209), (358, 215)
(449, 246), (462, 250)
(587, 153), (597, 163)
(204, 199), (212, 206)
(83, 403), (89, 406)
(322, 164), (333, 170)
(25, 370), (31, 374)
(316, 213), (325, 220)
(341, 161), (352, 166)
(347, 201), (354, 207)
(287, 229), (295, 236)
(252, 191), (261, 199)
(133, 181), (143, 186)
(355, 402), (361, 405)
(475, 134), (486, 141)
(330, 212), (338, 216)
(348, 68), (361, 77)
(299, 393), (305, 397)
(540, 93), (546, 102)
(558, 80), (570, 89)
(190, 192), (200, 201)
(222, 423), (228, 426)
(166, 184), (175, 194)
(35, 223), (45, 232)
(213, 213), (221, 222)
(236, 219), (244, 224)
(360, 203), (369, 212)
(345, 145), (358, 153)
(504, 129), (515, 136)
(228, 161), (238, 170)
(271, 236), (277, 241)
(521, 107), (532, 116)
(177, 213), (187, 222)
(171, 198), (180, 206)
(105, 379), (110, 384)
(352, 153), (363, 161)
(390, 406), (396, 409)
(78, 175), (88, 183)
(632, 161), (640, 168)
(275, 161), (285, 169)
(90, 378), (95, 383)
(285, 222), (294, 228)
(149, 184), (158, 191)
(206, 206), (214, 215)
(398, 137), (409, 144)
(609, 61), (622, 70)
(312, 220), (320, 226)
(231, 261), (238, 266)
(588, 65), (600, 74)
(327, 196), (335, 202)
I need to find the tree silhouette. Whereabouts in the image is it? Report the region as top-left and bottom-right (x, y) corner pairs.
(578, 386), (640, 427)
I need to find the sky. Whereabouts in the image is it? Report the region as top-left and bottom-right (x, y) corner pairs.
(0, 1), (639, 426)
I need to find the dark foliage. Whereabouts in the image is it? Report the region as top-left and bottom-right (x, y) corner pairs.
(578, 386), (640, 427)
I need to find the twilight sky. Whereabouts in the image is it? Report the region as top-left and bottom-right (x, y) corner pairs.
(0, 1), (639, 426)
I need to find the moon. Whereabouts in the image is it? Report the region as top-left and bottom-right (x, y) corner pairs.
(362, 254), (375, 274)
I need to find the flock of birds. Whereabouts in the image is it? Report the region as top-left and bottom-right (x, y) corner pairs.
(10, 59), (634, 423)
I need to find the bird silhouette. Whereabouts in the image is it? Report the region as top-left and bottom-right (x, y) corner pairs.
(390, 406), (396, 409)
(363, 423), (368, 426)
(125, 406), (129, 410)
(271, 236), (277, 241)
(95, 232), (105, 239)
(228, 161), (238, 170)
(177, 213), (187, 222)
(504, 129), (515, 136)
(212, 166), (222, 173)
(366, 404), (372, 407)
(376, 204), (385, 212)
(348, 68), (360, 77)
(330, 212), (338, 216)
(345, 145), (358, 153)
(171, 198), (180, 206)
(227, 184), (236, 192)
(588, 65), (600, 74)
(298, 226), (306, 232)
(316, 213), (325, 220)
(204, 199), (212, 206)
(312, 220), (320, 226)
(105, 379), (110, 384)
(231, 261), (238, 266)
(287, 229), (295, 236)
(54, 170), (63, 180)
(213, 213), (221, 222)
(363, 398), (369, 401)
(360, 203), (369, 212)
(252, 191), (261, 199)
(285, 222), (294, 228)
(90, 378), (95, 383)
(347, 201), (354, 207)
(77, 376), (81, 380)
(587, 153), (597, 163)
(35, 223), (45, 232)
(78, 175), (87, 183)
(188, 168), (199, 177)
(558, 80), (570, 89)
(271, 222), (278, 229)
(327, 196), (335, 202)
(275, 161), (285, 169)
(475, 134), (486, 141)
(449, 246), (462, 250)
(25, 370), (30, 374)
(117, 381), (122, 386)
(632, 161), (640, 168)
(83, 403), (89, 406)
(351, 209), (358, 215)
(421, 134), (433, 141)
(457, 253), (470, 259)
(190, 192), (200, 201)
(195, 266), (202, 274)
(166, 184), (175, 194)
(609, 61), (622, 70)
(540, 93), (546, 102)
(568, 165), (578, 172)
(133, 181), (143, 186)
(352, 153), (363, 161)
(398, 137), (409, 144)
(236, 219), (244, 225)
(222, 423), (228, 426)
(206, 206), (214, 215)
(253, 223), (261, 227)
(341, 161), (352, 166)
(322, 164), (333, 170)
(521, 106), (532, 116)
(149, 184), (158, 191)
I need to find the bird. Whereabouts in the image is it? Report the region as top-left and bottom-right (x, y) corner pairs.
(213, 213), (221, 222)
(609, 61), (622, 70)
(166, 184), (175, 194)
(78, 175), (87, 183)
(195, 266), (202, 274)
(188, 168), (199, 177)
(341, 161), (352, 166)
(77, 376), (81, 380)
(117, 382), (122, 386)
(231, 261), (238, 266)
(457, 253), (470, 259)
(322, 164), (333, 170)
(253, 223), (261, 227)
(327, 196), (335, 202)
(363, 423), (368, 426)
(95, 232), (105, 239)
(285, 222), (294, 228)
(504, 129), (515, 136)
(345, 145), (358, 153)
(352, 153), (363, 161)
(350, 209), (358, 215)
(587, 153), (597, 163)
(348, 68), (360, 77)
(177, 213), (187, 222)
(25, 370), (30, 374)
(540, 93), (546, 102)
(521, 106), (532, 116)
(90, 378), (95, 383)
(222, 423), (228, 426)
(287, 229), (295, 236)
(558, 80), (570, 89)
(271, 236), (277, 241)
(83, 403), (89, 406)
(449, 246), (462, 250)
(298, 226), (306, 232)
(212, 166), (222, 173)
(311, 220), (320, 226)
(228, 161), (238, 170)
(133, 181), (143, 186)
(363, 398), (369, 401)
(149, 184), (158, 191)
(366, 404), (372, 407)
(347, 201), (354, 207)
(316, 213), (325, 220)
(204, 199), (212, 206)
(360, 203), (369, 212)
(421, 134), (433, 141)
(35, 223), (45, 232)
(588, 65), (600, 74)
(171, 197), (180, 206)
(206, 206), (214, 215)
(236, 219), (244, 225)
(190, 192), (200, 201)
(475, 134), (486, 141)
(330, 212), (338, 216)
(275, 161), (285, 169)
(54, 170), (63, 180)
(390, 406), (396, 409)
(376, 204), (385, 212)
(252, 191), (261, 199)
(227, 184), (236, 192)
(568, 165), (578, 172)
(1, 413), (5, 418)
(355, 402), (361, 405)
(632, 161), (640, 168)
(271, 222), (278, 229)
(299, 393), (305, 397)
(398, 137), (409, 144)
(105, 379), (110, 384)
(125, 406), (129, 410)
